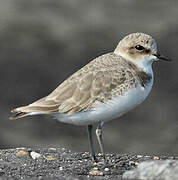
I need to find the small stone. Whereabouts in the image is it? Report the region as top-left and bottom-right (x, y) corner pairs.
(84, 152), (90, 155)
(89, 169), (103, 176)
(49, 148), (56, 151)
(16, 147), (26, 150)
(98, 153), (102, 156)
(137, 155), (142, 158)
(93, 167), (98, 170)
(168, 156), (174, 159)
(93, 162), (98, 166)
(153, 156), (159, 160)
(59, 167), (63, 171)
(104, 167), (109, 172)
(46, 155), (57, 161)
(16, 150), (29, 157)
(129, 161), (135, 165)
(135, 162), (139, 166)
(30, 151), (41, 159)
(93, 162), (103, 166)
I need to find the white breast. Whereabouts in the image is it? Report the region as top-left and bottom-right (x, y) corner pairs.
(54, 78), (153, 126)
(54, 57), (154, 126)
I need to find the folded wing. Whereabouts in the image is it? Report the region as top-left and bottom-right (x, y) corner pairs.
(10, 53), (136, 120)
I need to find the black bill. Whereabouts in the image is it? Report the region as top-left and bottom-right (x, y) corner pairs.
(153, 53), (171, 61)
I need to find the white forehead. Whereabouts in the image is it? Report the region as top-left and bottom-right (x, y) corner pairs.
(119, 33), (157, 52)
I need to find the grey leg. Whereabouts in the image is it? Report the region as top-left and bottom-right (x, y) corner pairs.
(87, 125), (97, 162)
(96, 122), (106, 161)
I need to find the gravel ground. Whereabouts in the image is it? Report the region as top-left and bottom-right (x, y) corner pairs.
(0, 147), (177, 180)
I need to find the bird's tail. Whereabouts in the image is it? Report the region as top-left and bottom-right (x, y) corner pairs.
(10, 109), (29, 120)
(9, 105), (58, 120)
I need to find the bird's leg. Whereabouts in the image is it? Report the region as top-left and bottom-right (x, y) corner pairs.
(96, 122), (106, 161)
(87, 125), (97, 162)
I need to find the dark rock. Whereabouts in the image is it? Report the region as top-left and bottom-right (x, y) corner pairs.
(123, 160), (178, 180)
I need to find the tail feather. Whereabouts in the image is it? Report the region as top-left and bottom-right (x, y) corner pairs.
(9, 111), (30, 120)
(9, 105), (59, 120)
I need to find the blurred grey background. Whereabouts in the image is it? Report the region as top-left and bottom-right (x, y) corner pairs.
(1, 0), (178, 156)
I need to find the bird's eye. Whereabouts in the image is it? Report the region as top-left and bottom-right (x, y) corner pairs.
(135, 45), (144, 51)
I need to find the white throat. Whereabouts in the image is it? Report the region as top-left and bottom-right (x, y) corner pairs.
(115, 51), (154, 75)
(132, 55), (154, 74)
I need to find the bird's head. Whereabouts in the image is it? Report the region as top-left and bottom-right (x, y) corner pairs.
(114, 33), (171, 68)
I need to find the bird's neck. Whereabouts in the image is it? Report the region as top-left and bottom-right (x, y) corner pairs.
(115, 52), (154, 88)
(132, 57), (153, 76)
(116, 51), (154, 75)
(130, 56), (154, 88)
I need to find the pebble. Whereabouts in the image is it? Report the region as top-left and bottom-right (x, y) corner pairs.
(46, 155), (57, 161)
(16, 150), (29, 157)
(59, 167), (63, 171)
(153, 156), (159, 160)
(30, 151), (41, 159)
(84, 152), (90, 155)
(89, 169), (103, 176)
(93, 162), (98, 166)
(16, 147), (26, 150)
(137, 155), (142, 158)
(93, 161), (104, 166)
(104, 167), (109, 172)
(129, 161), (135, 165)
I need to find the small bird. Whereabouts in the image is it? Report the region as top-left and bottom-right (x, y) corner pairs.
(10, 33), (171, 162)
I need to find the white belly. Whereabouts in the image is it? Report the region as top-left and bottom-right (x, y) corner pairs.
(54, 80), (153, 126)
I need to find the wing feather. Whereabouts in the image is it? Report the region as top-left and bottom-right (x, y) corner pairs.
(10, 53), (138, 120)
